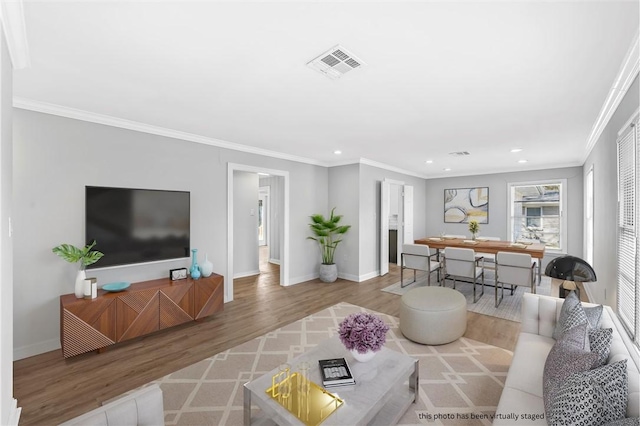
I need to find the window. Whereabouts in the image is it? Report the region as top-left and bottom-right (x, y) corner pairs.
(508, 180), (567, 251)
(617, 114), (639, 346)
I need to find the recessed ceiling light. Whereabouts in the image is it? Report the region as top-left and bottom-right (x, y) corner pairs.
(511, 148), (523, 153)
(518, 159), (528, 163)
(334, 150), (342, 155)
(443, 168), (452, 171)
(425, 160), (433, 164)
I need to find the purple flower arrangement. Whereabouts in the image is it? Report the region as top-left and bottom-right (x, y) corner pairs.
(338, 312), (390, 354)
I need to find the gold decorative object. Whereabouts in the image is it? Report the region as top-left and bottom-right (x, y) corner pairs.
(266, 373), (343, 426)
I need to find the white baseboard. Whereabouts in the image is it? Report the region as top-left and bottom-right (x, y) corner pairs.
(7, 399), (21, 426)
(357, 270), (380, 282)
(14, 338), (60, 360)
(288, 273), (319, 285)
(269, 258), (281, 265)
(233, 269), (260, 279)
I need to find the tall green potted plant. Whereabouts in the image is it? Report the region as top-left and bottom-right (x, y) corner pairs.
(308, 207), (351, 282)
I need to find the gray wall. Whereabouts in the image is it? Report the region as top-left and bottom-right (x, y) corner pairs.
(12, 109), (329, 359)
(584, 75), (639, 308)
(233, 171), (259, 277)
(327, 164), (360, 280)
(0, 28), (14, 424)
(424, 167), (584, 271)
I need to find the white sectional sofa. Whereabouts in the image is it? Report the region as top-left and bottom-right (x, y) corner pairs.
(495, 293), (640, 425)
(59, 383), (164, 426)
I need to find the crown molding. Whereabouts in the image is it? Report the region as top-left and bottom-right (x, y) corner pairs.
(358, 158), (428, 179)
(13, 97), (328, 166)
(585, 30), (639, 157)
(1, 0), (30, 69)
(13, 97), (429, 178)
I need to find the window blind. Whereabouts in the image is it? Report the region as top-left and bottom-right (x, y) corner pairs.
(617, 118), (639, 345)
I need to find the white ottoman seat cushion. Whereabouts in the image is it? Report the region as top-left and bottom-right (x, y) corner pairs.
(400, 286), (467, 345)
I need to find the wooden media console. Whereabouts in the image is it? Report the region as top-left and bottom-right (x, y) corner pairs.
(59, 274), (223, 358)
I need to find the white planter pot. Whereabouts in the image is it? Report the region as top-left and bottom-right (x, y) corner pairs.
(350, 348), (377, 362)
(75, 269), (86, 299)
(319, 264), (338, 283)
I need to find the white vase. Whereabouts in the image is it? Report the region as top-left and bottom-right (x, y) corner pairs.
(200, 254), (213, 278)
(75, 268), (86, 299)
(350, 348), (376, 362)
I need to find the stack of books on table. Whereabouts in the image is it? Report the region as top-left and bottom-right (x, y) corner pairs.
(318, 357), (356, 388)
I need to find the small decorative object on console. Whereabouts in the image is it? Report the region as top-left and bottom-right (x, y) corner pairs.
(200, 254), (213, 278)
(102, 282), (131, 292)
(338, 312), (389, 362)
(170, 268), (187, 281)
(190, 249), (200, 279)
(319, 357), (355, 387)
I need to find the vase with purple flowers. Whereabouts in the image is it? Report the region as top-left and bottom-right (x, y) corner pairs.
(338, 312), (390, 362)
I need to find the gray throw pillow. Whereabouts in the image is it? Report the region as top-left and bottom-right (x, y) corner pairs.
(584, 304), (604, 328)
(549, 360), (628, 426)
(543, 323), (599, 419)
(589, 328), (613, 368)
(553, 291), (603, 339)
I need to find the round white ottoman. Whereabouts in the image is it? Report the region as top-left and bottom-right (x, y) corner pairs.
(400, 286), (467, 345)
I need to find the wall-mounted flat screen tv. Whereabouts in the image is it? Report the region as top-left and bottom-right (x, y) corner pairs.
(85, 186), (190, 269)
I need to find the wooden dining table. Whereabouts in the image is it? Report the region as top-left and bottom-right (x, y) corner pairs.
(414, 236), (546, 282)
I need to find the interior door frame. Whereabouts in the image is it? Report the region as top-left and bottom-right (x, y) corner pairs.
(227, 163), (289, 302)
(380, 178), (406, 275)
(258, 185), (270, 246)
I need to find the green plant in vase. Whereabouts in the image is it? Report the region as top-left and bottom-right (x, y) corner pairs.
(468, 220), (480, 240)
(52, 240), (104, 298)
(308, 207), (351, 282)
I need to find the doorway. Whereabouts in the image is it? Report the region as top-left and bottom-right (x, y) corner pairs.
(380, 179), (413, 276)
(227, 163), (289, 303)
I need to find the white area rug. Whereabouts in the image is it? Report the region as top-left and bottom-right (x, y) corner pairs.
(150, 302), (513, 425)
(381, 269), (551, 322)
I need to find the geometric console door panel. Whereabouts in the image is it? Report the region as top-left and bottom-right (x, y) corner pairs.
(60, 274), (224, 358)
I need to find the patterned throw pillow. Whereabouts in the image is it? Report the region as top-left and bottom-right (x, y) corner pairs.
(553, 291), (582, 339)
(602, 418), (640, 426)
(553, 291), (603, 339)
(549, 360), (628, 426)
(543, 323), (599, 418)
(589, 328), (613, 368)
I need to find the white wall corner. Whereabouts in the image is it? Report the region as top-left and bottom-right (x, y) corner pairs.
(584, 30), (640, 158)
(7, 399), (20, 426)
(0, 0), (30, 69)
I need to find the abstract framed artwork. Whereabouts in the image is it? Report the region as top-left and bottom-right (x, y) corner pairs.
(444, 187), (489, 223)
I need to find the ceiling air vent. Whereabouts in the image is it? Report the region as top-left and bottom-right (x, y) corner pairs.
(449, 151), (471, 156)
(307, 45), (364, 80)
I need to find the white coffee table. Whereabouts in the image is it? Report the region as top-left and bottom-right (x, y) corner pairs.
(243, 336), (418, 425)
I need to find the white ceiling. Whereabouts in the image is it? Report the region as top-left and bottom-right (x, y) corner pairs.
(13, 1), (640, 178)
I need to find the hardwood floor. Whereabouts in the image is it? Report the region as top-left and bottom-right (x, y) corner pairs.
(13, 251), (520, 425)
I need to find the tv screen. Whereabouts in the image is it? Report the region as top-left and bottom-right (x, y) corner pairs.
(85, 186), (190, 268)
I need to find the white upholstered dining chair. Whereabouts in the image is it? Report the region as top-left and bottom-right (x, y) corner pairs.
(494, 252), (536, 307)
(443, 247), (485, 302)
(400, 244), (442, 287)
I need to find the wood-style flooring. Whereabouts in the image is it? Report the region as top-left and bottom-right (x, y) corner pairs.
(13, 247), (521, 425)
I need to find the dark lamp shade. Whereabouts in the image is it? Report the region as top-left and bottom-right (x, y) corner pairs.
(544, 255), (597, 282)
